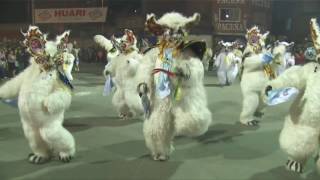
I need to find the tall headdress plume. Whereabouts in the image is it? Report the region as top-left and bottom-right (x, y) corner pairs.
(310, 18), (320, 53)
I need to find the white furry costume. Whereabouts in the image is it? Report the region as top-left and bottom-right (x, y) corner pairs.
(272, 41), (295, 75)
(202, 48), (213, 71)
(215, 41), (242, 85)
(239, 27), (273, 126)
(94, 29), (146, 119)
(263, 18), (320, 173)
(139, 12), (212, 160)
(0, 26), (75, 164)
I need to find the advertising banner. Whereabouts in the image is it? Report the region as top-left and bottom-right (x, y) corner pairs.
(35, 7), (107, 23)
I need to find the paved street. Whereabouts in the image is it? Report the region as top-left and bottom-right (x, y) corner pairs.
(0, 63), (319, 180)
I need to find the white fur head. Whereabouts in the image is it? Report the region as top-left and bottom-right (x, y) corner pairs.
(273, 41), (294, 53)
(145, 12), (200, 41)
(154, 12), (200, 31)
(218, 41), (234, 51)
(272, 42), (286, 55)
(272, 41), (295, 65)
(111, 29), (138, 53)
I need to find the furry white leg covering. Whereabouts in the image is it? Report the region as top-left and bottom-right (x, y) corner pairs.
(143, 100), (174, 161)
(173, 107), (211, 137)
(22, 120), (51, 164)
(226, 67), (238, 84)
(40, 119), (75, 163)
(217, 70), (227, 85)
(240, 92), (260, 126)
(255, 95), (266, 117)
(280, 116), (319, 173)
(112, 89), (132, 119)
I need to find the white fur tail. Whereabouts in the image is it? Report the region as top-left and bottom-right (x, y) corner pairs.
(94, 35), (113, 51)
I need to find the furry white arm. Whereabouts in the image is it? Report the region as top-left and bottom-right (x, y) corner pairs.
(174, 57), (204, 86)
(94, 35), (113, 51)
(0, 66), (30, 99)
(265, 65), (309, 95)
(214, 54), (222, 67)
(43, 89), (72, 114)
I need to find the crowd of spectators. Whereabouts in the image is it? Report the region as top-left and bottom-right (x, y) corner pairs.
(0, 39), (30, 80)
(0, 34), (316, 80)
(78, 45), (107, 64)
(0, 38), (110, 80)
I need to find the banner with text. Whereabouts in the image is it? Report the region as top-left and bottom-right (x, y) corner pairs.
(35, 7), (107, 23)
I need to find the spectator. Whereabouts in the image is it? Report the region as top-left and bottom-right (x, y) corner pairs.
(21, 48), (30, 69)
(87, 47), (94, 63)
(96, 48), (105, 63)
(7, 50), (17, 77)
(72, 41), (80, 72)
(0, 49), (7, 79)
(294, 49), (305, 65)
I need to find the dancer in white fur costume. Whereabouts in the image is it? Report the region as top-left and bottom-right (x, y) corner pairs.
(0, 26), (75, 164)
(272, 41), (295, 75)
(215, 41), (242, 85)
(94, 29), (146, 119)
(138, 12), (212, 161)
(202, 47), (213, 71)
(239, 26), (274, 126)
(263, 18), (320, 173)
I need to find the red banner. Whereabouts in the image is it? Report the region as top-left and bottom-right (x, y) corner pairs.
(35, 7), (108, 23)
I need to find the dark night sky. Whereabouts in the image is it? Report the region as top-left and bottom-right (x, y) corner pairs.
(0, 0), (30, 23)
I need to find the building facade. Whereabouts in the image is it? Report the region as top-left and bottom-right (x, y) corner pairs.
(212, 0), (272, 36)
(272, 0), (320, 43)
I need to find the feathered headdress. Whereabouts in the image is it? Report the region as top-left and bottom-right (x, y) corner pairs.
(21, 26), (47, 57)
(245, 26), (269, 53)
(246, 26), (261, 45)
(310, 18), (320, 53)
(111, 29), (138, 54)
(21, 26), (71, 71)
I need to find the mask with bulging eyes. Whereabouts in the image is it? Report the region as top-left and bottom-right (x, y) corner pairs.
(162, 28), (186, 44)
(34, 54), (55, 71)
(22, 26), (75, 82)
(111, 29), (138, 54)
